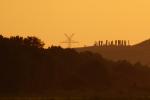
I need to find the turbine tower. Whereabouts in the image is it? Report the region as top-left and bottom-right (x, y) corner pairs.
(61, 33), (78, 48)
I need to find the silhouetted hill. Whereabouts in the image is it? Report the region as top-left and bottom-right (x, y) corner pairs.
(134, 39), (150, 48)
(76, 39), (150, 66)
(1, 35), (150, 98)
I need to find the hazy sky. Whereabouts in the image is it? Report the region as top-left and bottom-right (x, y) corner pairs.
(0, 0), (150, 47)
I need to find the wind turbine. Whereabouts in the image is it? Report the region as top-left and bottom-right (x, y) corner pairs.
(61, 33), (78, 48)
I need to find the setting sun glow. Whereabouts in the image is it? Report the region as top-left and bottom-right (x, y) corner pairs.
(0, 0), (150, 47)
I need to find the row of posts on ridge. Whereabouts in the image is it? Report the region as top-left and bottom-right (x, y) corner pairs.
(94, 40), (130, 47)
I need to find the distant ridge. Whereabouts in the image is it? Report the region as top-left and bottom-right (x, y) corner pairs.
(76, 39), (150, 66)
(134, 39), (150, 47)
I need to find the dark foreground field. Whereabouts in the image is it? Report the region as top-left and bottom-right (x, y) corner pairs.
(1, 35), (150, 99)
(1, 96), (150, 100)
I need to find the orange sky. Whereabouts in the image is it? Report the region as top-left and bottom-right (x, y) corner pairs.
(0, 0), (150, 47)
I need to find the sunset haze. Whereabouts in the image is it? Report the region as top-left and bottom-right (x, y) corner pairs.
(0, 0), (150, 47)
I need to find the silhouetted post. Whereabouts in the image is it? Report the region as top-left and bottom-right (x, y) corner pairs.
(111, 41), (114, 46)
(118, 40), (120, 46)
(98, 41), (101, 46)
(124, 40), (127, 46)
(101, 41), (103, 46)
(94, 41), (98, 47)
(108, 41), (110, 46)
(121, 40), (124, 46)
(120, 40), (122, 46)
(115, 40), (117, 46)
(128, 40), (130, 46)
(119, 40), (122, 46)
(106, 40), (108, 46)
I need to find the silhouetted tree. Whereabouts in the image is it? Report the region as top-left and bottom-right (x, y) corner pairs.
(24, 36), (45, 48)
(0, 34), (150, 97)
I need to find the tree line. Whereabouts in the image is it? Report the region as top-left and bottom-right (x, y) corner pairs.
(0, 35), (150, 97)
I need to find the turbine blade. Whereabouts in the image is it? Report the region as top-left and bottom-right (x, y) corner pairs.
(64, 33), (70, 39)
(70, 33), (75, 38)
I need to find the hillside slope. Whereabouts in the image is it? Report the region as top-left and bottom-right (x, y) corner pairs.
(76, 39), (150, 66)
